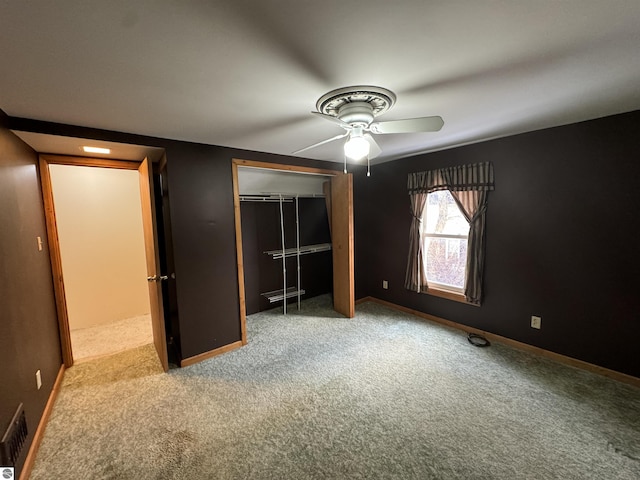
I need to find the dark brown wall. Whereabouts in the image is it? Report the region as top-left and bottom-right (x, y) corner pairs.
(159, 142), (241, 358)
(354, 109), (640, 378)
(0, 112), (62, 475)
(160, 145), (342, 358)
(8, 115), (342, 361)
(352, 165), (371, 300)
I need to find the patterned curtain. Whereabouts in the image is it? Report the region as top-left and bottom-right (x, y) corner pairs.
(405, 162), (494, 304)
(404, 192), (428, 292)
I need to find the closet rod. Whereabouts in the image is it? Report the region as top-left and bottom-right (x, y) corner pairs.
(240, 196), (293, 203)
(264, 192), (326, 199)
(240, 193), (325, 202)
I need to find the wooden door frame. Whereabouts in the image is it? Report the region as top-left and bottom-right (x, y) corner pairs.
(231, 158), (352, 345)
(38, 154), (165, 368)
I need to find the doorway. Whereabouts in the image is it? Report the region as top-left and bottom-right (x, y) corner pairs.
(48, 164), (152, 361)
(232, 158), (355, 344)
(39, 154), (169, 371)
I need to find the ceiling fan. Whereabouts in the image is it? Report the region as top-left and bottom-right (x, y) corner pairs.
(293, 86), (444, 175)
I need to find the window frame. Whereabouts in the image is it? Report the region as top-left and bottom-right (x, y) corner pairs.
(420, 190), (475, 305)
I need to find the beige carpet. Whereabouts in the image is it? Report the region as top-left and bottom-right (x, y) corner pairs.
(31, 296), (640, 479)
(70, 314), (153, 362)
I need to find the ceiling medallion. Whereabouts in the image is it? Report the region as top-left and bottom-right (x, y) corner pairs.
(316, 86), (396, 119)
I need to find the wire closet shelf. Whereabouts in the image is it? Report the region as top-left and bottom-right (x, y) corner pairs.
(240, 193), (331, 314)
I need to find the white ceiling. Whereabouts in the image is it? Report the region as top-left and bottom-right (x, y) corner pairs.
(12, 131), (165, 162)
(1, 1), (639, 164)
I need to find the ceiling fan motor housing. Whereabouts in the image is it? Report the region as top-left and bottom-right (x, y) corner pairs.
(338, 102), (374, 126)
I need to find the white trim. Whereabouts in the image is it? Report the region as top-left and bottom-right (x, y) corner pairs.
(424, 233), (468, 240)
(427, 281), (464, 294)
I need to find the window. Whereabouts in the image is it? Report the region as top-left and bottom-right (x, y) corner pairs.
(405, 162), (493, 305)
(421, 190), (469, 293)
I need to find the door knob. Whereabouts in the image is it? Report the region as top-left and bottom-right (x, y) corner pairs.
(147, 275), (168, 282)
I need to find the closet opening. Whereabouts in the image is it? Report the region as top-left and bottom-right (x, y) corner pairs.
(232, 159), (355, 344)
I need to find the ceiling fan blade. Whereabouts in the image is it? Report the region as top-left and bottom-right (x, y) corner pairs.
(292, 131), (350, 155)
(369, 116), (444, 134)
(364, 134), (382, 159)
(311, 111), (352, 129)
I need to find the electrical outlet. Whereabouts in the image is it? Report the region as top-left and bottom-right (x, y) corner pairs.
(531, 315), (542, 329)
(382, 280), (388, 289)
(36, 370), (42, 390)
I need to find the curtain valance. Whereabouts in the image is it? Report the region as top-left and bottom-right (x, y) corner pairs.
(408, 162), (494, 194)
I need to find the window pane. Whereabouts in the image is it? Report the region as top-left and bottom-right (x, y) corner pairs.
(424, 190), (469, 235)
(424, 237), (467, 289)
(421, 190), (470, 292)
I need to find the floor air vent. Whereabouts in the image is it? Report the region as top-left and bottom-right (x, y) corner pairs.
(1, 403), (28, 466)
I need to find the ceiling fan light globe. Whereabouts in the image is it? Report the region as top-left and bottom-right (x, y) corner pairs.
(344, 136), (370, 160)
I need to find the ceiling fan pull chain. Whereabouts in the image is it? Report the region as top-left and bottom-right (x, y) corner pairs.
(367, 155), (371, 177)
(344, 155), (348, 174)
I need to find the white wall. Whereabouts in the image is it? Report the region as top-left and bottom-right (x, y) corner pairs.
(49, 165), (150, 329)
(238, 167), (331, 196)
